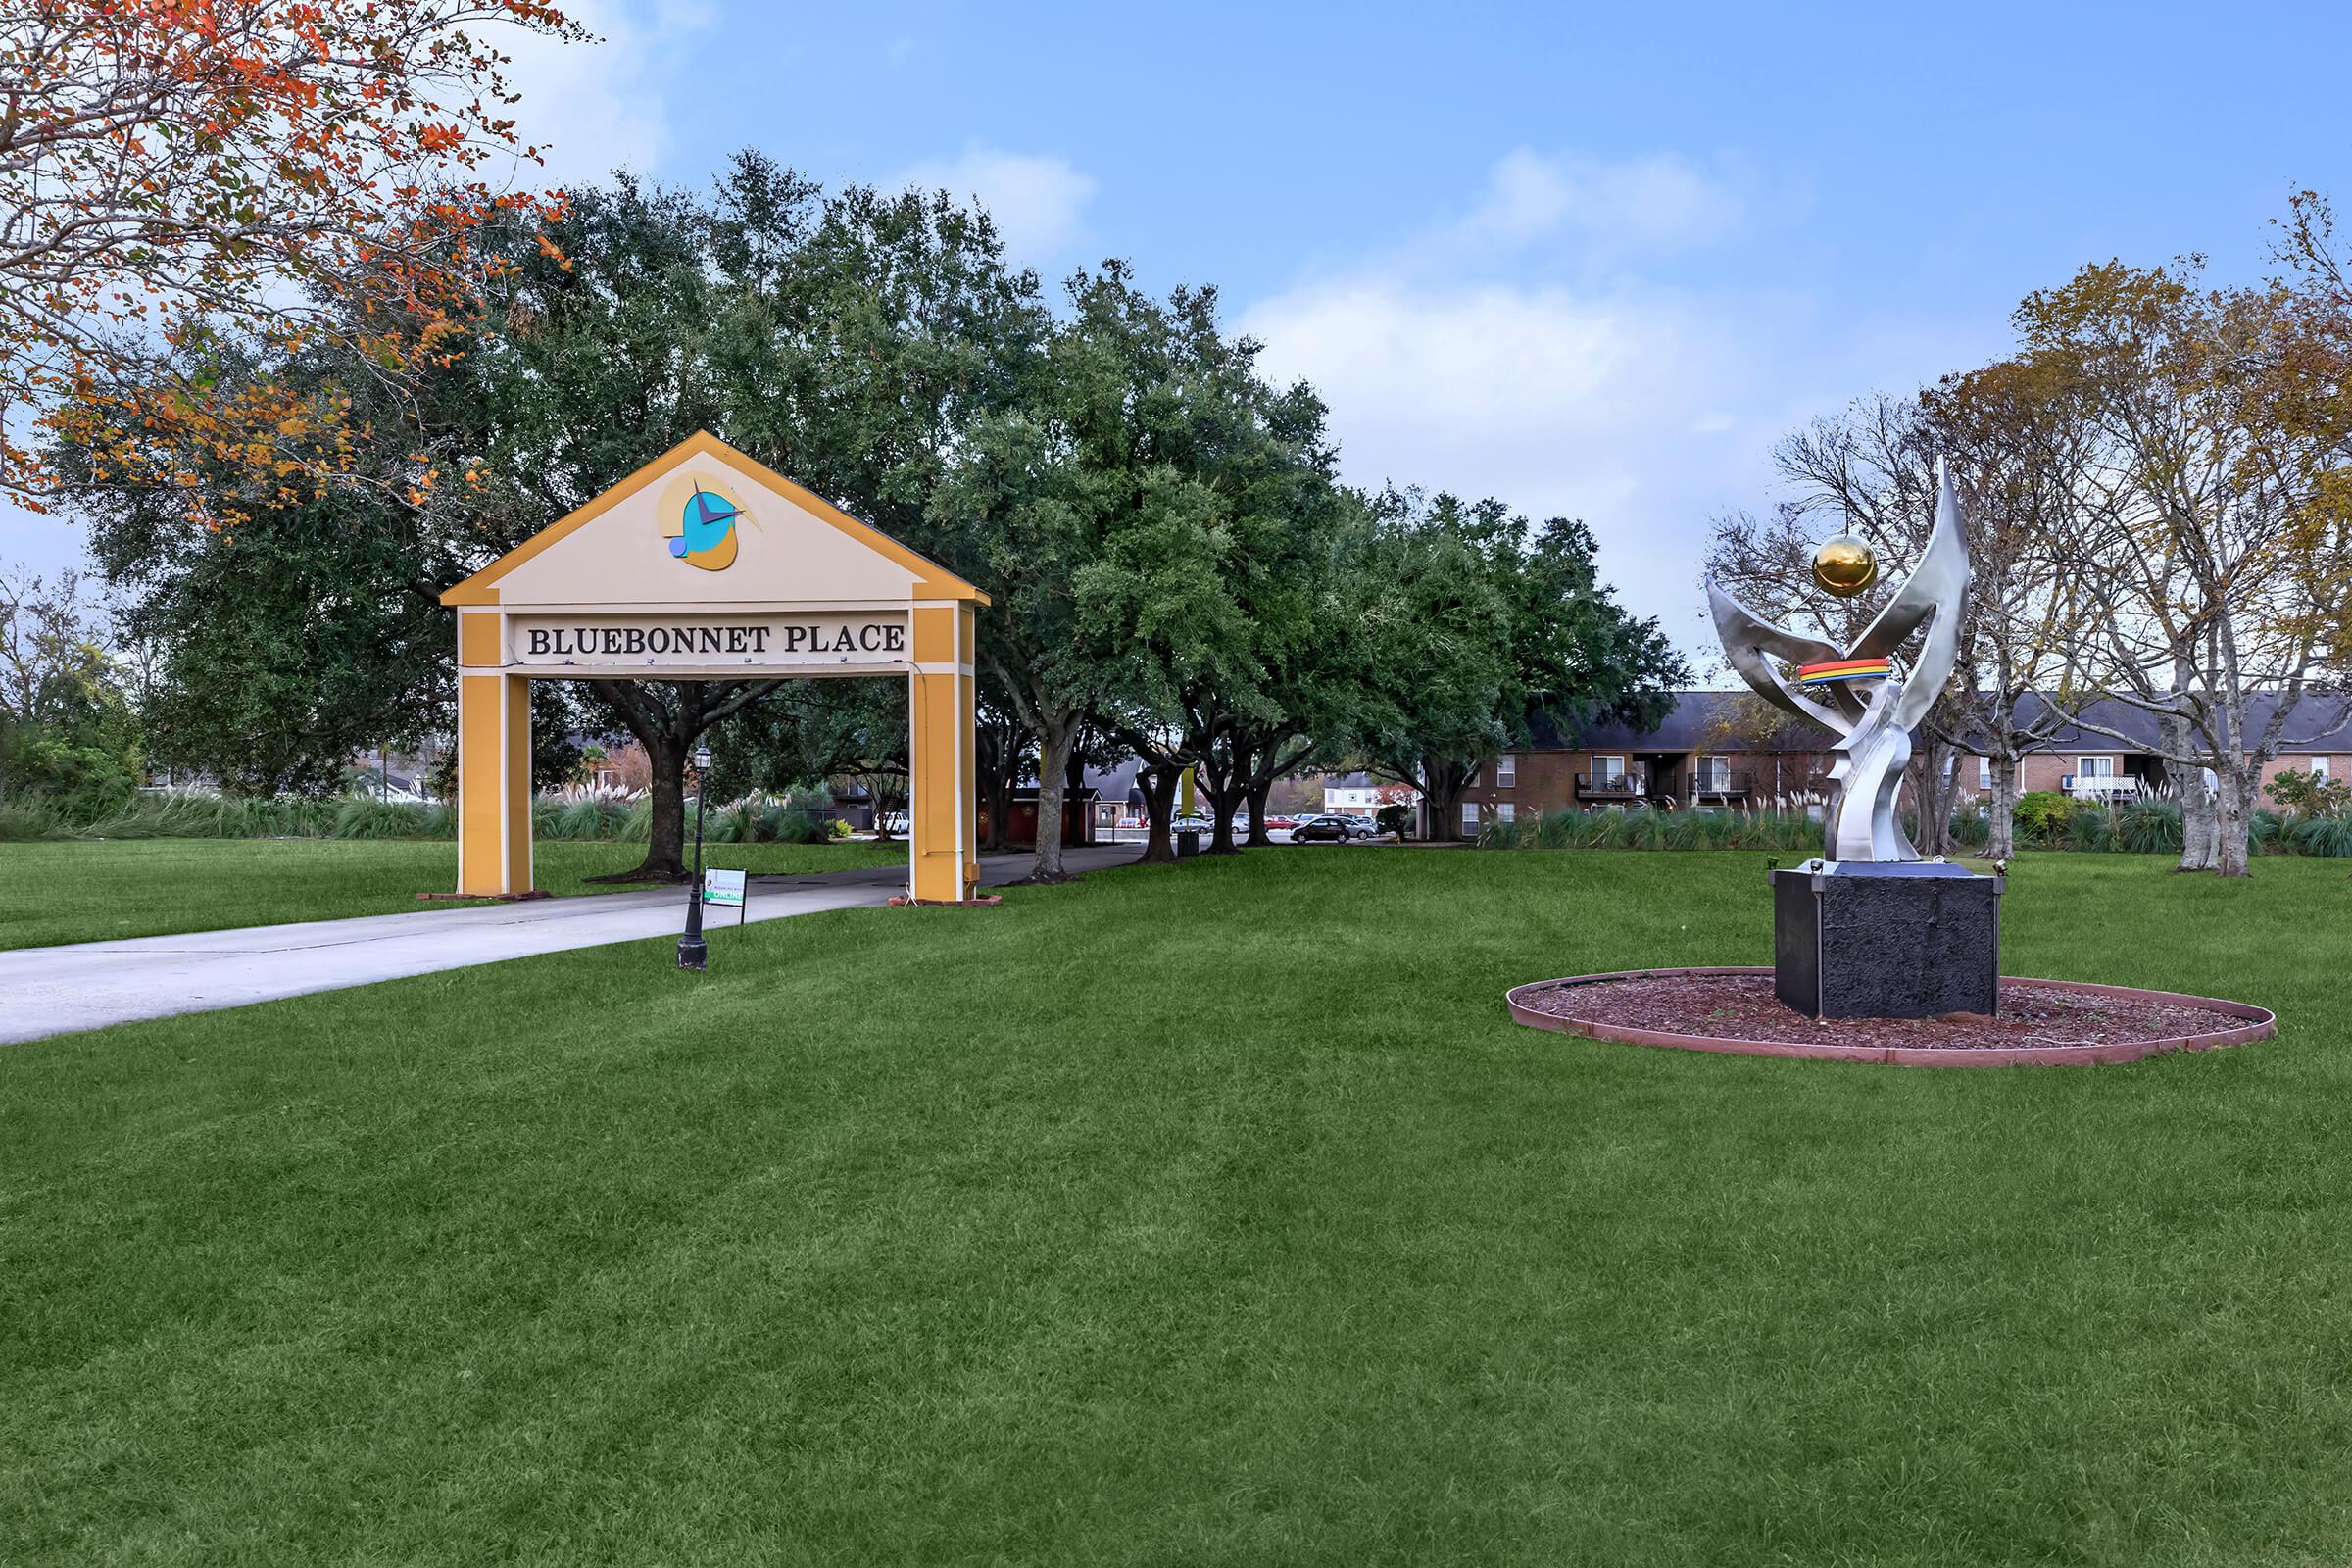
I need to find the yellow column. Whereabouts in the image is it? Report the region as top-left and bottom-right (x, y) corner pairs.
(455, 611), (534, 896)
(908, 602), (977, 902)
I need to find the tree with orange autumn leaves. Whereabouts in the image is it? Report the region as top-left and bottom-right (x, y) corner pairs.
(0, 0), (580, 522)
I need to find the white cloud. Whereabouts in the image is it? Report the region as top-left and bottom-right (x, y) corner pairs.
(1441, 148), (1754, 259)
(1238, 148), (1981, 653)
(888, 144), (1099, 270)
(494, 0), (706, 186)
(1244, 275), (1782, 643)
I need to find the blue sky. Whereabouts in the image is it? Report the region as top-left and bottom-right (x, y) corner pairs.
(11, 0), (2348, 651)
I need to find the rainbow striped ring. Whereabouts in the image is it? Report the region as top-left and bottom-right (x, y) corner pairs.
(1794, 658), (1892, 686)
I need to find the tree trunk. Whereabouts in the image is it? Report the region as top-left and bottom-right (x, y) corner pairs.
(2172, 720), (2220, 871)
(1982, 755), (2018, 860)
(2180, 776), (2219, 871)
(579, 677), (781, 883)
(2214, 765), (2254, 878)
(619, 732), (690, 882)
(582, 698), (690, 884)
(1245, 777), (1275, 848)
(981, 773), (1006, 852)
(1421, 758), (1466, 840)
(1028, 710), (1080, 882)
(1135, 762), (1181, 863)
(1909, 738), (1956, 858)
(1205, 790), (1242, 853)
(977, 724), (1013, 853)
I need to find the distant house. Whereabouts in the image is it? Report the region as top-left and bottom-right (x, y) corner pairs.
(1441, 690), (2352, 839)
(1320, 771), (1418, 815)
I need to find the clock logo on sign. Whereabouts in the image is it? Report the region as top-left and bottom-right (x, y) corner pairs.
(658, 473), (747, 571)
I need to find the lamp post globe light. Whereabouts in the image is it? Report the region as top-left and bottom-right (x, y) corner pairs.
(678, 740), (714, 971)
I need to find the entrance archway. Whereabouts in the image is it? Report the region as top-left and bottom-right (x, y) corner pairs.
(437, 431), (985, 902)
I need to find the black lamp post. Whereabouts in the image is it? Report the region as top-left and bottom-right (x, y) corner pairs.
(678, 740), (713, 971)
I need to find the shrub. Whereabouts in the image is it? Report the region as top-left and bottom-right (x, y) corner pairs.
(3, 730), (139, 824)
(2014, 791), (2077, 845)
(2268, 767), (2352, 818)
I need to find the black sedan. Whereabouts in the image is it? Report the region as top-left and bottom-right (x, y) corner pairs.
(1290, 813), (1375, 843)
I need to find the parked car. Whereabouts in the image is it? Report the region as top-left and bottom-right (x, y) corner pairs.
(1291, 813), (1375, 843)
(1171, 813), (1214, 835)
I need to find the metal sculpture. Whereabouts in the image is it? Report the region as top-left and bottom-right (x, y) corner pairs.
(1708, 462), (1969, 863)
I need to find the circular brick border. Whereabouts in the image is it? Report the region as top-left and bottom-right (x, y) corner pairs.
(1505, 966), (2277, 1068)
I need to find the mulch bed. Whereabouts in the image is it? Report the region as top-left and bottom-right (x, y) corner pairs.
(1508, 969), (2275, 1065)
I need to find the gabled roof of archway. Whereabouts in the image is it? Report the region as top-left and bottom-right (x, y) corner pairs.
(439, 430), (986, 608)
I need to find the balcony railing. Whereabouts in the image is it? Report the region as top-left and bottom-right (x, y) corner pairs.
(1687, 770), (1753, 799)
(2062, 775), (2144, 802)
(1575, 770), (1645, 799)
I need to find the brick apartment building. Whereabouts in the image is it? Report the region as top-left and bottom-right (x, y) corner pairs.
(1447, 691), (2350, 838)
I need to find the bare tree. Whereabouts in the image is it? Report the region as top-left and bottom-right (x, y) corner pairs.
(1919, 364), (2100, 858)
(2012, 262), (2351, 875)
(1709, 395), (2014, 856)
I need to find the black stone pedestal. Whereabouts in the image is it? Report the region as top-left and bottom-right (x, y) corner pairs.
(1771, 862), (2001, 1019)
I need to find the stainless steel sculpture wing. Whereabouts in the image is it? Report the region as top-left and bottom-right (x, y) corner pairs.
(1708, 463), (1971, 863)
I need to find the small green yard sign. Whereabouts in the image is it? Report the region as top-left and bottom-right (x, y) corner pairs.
(702, 869), (747, 912)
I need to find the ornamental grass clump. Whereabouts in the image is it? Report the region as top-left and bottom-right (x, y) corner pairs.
(2289, 813), (2352, 858)
(2116, 798), (2183, 855)
(2069, 806), (2118, 853)
(1482, 807), (1823, 853)
(550, 799), (624, 841)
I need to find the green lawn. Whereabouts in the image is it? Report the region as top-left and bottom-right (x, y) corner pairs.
(6, 849), (2352, 1565)
(0, 837), (906, 950)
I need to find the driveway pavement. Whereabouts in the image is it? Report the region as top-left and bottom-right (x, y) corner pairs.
(0, 844), (1139, 1045)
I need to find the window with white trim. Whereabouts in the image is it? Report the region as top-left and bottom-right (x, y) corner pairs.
(2079, 756), (2116, 778)
(1461, 802), (1481, 833)
(1979, 757), (1992, 789)
(1495, 753), (1516, 787)
(1592, 755), (1626, 785)
(2313, 757), (2332, 781)
(1695, 755), (1731, 791)
(1496, 803), (1516, 824)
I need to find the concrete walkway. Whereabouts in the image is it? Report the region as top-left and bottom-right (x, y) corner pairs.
(0, 844), (1140, 1045)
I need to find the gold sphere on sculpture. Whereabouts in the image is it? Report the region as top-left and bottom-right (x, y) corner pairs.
(1812, 534), (1878, 598)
